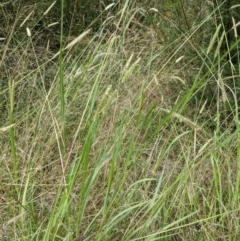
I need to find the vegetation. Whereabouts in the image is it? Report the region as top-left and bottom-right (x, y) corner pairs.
(1, 0), (240, 240)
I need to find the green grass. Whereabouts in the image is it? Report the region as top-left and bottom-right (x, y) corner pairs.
(1, 1), (240, 241)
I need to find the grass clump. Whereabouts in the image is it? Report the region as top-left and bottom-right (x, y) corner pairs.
(1, 1), (240, 241)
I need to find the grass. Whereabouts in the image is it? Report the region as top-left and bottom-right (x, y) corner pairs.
(1, 0), (240, 240)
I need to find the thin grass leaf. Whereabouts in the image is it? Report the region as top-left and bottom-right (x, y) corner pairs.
(232, 17), (238, 38)
(231, 4), (240, 9)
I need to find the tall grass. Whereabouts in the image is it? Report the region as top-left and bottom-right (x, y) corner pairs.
(59, 0), (65, 147)
(1, 1), (240, 241)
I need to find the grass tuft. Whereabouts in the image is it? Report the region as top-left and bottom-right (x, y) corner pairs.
(1, 1), (240, 241)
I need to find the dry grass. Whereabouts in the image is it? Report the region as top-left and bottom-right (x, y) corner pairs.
(1, 1), (240, 241)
